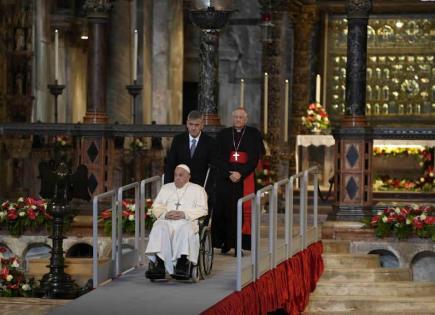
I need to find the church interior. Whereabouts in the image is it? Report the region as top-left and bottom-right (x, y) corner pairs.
(1, 0), (435, 314)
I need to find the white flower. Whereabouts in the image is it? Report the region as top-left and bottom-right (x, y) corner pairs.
(6, 275), (13, 282)
(420, 177), (425, 183)
(382, 216), (388, 223)
(0, 211), (6, 218)
(420, 214), (427, 221)
(17, 197), (24, 203)
(324, 117), (329, 123)
(1, 201), (8, 207)
(22, 284), (31, 291)
(430, 172), (434, 177)
(128, 214), (135, 221)
(316, 114), (322, 121)
(394, 207), (401, 214)
(11, 259), (19, 268)
(19, 211), (26, 217)
(307, 110), (314, 115)
(31, 205), (37, 210)
(8, 205), (15, 211)
(128, 204), (135, 212)
(263, 169), (268, 175)
(377, 211), (383, 216)
(406, 218), (412, 225)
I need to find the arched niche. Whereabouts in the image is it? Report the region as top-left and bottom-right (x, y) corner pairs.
(22, 243), (51, 270)
(411, 251), (435, 282)
(368, 249), (399, 268)
(66, 243), (93, 258)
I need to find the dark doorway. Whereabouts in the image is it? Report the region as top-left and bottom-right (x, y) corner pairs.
(183, 81), (198, 123)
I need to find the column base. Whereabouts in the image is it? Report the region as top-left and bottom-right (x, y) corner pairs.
(83, 112), (109, 124)
(203, 113), (221, 126)
(329, 204), (371, 221)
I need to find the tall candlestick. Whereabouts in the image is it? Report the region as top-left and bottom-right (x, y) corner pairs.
(240, 79), (244, 108)
(284, 79), (289, 143)
(264, 72), (268, 134)
(315, 74), (321, 104)
(55, 29), (59, 82)
(133, 29), (138, 82)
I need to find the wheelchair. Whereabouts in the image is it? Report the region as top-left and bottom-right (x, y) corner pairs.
(146, 214), (213, 283)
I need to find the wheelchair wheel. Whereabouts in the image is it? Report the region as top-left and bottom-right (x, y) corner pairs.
(200, 226), (214, 277)
(190, 264), (200, 283)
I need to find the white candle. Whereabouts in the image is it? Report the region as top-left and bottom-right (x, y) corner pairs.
(315, 74), (321, 104)
(284, 79), (289, 143)
(264, 72), (268, 134)
(240, 79), (244, 108)
(133, 29), (138, 82)
(55, 29), (59, 82)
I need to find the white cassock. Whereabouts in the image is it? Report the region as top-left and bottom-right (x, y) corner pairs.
(145, 182), (208, 274)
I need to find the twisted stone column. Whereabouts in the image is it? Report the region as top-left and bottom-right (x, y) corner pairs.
(332, 0), (373, 221)
(189, 7), (232, 125)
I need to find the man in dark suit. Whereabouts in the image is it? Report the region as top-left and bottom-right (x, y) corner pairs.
(164, 111), (216, 190)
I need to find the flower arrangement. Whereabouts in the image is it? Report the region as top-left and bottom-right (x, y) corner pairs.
(365, 204), (435, 241)
(255, 157), (276, 190)
(0, 198), (52, 237)
(100, 199), (155, 236)
(373, 146), (435, 192)
(0, 248), (34, 297)
(301, 103), (330, 134)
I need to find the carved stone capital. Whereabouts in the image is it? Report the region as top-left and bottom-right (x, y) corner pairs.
(346, 0), (372, 19)
(83, 0), (113, 18)
(189, 7), (233, 30)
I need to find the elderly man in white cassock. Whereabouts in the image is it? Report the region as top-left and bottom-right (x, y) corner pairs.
(145, 164), (208, 280)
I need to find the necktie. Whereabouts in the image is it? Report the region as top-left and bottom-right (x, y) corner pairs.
(190, 139), (197, 158)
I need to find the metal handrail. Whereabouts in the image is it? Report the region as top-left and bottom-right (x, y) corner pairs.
(236, 193), (255, 292)
(115, 182), (140, 275)
(92, 189), (116, 288)
(139, 176), (162, 265)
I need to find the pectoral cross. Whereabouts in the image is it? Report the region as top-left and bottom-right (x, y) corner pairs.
(175, 201), (181, 210)
(232, 151), (240, 161)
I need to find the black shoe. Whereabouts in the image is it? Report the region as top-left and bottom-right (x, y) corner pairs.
(221, 244), (231, 255)
(145, 256), (165, 280)
(172, 255), (191, 280)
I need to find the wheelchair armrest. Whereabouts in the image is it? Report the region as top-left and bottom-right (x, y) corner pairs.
(197, 215), (210, 230)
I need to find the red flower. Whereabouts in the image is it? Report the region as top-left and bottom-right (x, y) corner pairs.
(308, 103), (316, 110)
(0, 247), (6, 253)
(122, 210), (130, 218)
(7, 283), (18, 289)
(424, 216), (435, 225)
(27, 209), (36, 220)
(146, 199), (153, 209)
(7, 210), (17, 220)
(413, 218), (424, 229)
(101, 209), (112, 219)
(370, 215), (380, 225)
(1, 266), (9, 279)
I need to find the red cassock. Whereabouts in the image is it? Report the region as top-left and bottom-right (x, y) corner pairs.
(229, 151), (254, 235)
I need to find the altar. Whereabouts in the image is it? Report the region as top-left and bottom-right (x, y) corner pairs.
(296, 135), (435, 191)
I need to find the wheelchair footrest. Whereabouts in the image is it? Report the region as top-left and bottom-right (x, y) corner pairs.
(145, 271), (166, 280)
(171, 273), (191, 280)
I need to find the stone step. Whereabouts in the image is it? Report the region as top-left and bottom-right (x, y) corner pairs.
(305, 296), (435, 313)
(321, 267), (411, 282)
(321, 240), (350, 254)
(323, 253), (380, 268)
(312, 281), (435, 297)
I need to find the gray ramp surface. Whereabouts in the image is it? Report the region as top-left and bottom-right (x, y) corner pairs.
(48, 254), (238, 315)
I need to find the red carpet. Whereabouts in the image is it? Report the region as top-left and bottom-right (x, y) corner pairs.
(202, 241), (324, 315)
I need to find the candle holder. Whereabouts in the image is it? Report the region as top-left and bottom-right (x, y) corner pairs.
(126, 80), (143, 124)
(48, 81), (65, 123)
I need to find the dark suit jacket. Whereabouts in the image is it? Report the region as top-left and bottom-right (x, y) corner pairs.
(164, 132), (216, 188)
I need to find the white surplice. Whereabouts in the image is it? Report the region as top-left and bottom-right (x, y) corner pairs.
(145, 182), (208, 274)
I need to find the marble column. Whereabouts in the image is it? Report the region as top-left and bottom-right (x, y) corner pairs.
(34, 0), (50, 122)
(83, 0), (112, 123)
(80, 0), (114, 195)
(332, 0), (373, 221)
(288, 5), (319, 172)
(260, 0), (295, 178)
(189, 7), (233, 125)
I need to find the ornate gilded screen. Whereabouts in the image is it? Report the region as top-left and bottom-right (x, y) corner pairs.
(326, 15), (434, 118)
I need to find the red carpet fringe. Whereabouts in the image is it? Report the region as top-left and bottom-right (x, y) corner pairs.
(201, 241), (324, 315)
